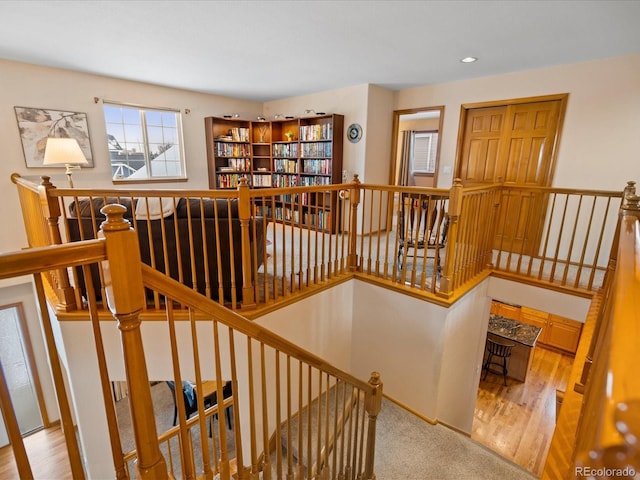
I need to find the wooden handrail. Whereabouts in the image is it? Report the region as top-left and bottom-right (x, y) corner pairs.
(573, 194), (640, 476)
(141, 265), (374, 394)
(0, 240), (106, 279)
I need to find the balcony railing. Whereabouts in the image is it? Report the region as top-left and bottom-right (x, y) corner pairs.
(10, 174), (625, 315)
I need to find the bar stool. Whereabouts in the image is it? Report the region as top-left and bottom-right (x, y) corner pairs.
(482, 337), (515, 386)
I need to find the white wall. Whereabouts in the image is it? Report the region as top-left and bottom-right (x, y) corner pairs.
(263, 84), (370, 182)
(0, 58), (262, 258)
(396, 53), (640, 190)
(487, 277), (591, 322)
(351, 281), (448, 421)
(436, 282), (491, 432)
(254, 282), (354, 370)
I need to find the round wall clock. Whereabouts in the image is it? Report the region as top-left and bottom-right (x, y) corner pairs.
(347, 123), (362, 143)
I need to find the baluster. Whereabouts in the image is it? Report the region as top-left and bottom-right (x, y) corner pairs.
(439, 179), (463, 296)
(100, 204), (167, 479)
(39, 176), (77, 310)
(348, 175), (361, 271)
(238, 178), (256, 306)
(362, 372), (382, 480)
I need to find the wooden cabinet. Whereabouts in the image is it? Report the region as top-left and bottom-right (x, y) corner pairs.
(520, 306), (548, 333)
(491, 301), (583, 354)
(545, 314), (582, 354)
(493, 301), (521, 321)
(205, 114), (344, 232)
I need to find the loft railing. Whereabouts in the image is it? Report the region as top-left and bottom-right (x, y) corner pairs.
(0, 205), (382, 480)
(570, 190), (640, 477)
(11, 173), (625, 316)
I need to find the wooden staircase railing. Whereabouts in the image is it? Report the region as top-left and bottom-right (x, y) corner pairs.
(0, 204), (383, 479)
(570, 188), (640, 478)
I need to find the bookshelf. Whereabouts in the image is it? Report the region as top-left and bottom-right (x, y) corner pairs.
(205, 117), (252, 189)
(205, 114), (344, 232)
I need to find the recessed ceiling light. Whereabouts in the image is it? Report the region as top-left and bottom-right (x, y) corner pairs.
(460, 56), (478, 63)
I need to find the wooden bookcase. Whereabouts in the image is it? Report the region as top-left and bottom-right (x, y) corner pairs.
(205, 114), (344, 232)
(205, 117), (251, 189)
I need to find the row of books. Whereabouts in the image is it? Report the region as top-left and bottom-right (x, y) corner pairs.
(215, 142), (250, 157)
(302, 159), (331, 174)
(300, 176), (331, 186)
(301, 142), (332, 157)
(299, 123), (332, 141)
(218, 158), (250, 171)
(217, 173), (250, 189)
(272, 143), (299, 157)
(271, 207), (328, 228)
(254, 194), (330, 208)
(274, 159), (298, 173)
(229, 127), (250, 142)
(272, 174), (299, 188)
(252, 174), (272, 187)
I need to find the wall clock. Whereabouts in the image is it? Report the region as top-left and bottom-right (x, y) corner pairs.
(347, 123), (362, 143)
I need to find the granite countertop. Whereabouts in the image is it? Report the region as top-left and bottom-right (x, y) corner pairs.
(488, 314), (542, 347)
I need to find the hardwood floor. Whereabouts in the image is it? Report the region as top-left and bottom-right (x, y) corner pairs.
(0, 425), (73, 479)
(472, 346), (574, 477)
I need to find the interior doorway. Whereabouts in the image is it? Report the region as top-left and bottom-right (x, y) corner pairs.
(0, 303), (45, 438)
(389, 106), (444, 187)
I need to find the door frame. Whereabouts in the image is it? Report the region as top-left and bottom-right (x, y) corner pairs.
(453, 93), (569, 185)
(0, 302), (49, 433)
(389, 105), (445, 185)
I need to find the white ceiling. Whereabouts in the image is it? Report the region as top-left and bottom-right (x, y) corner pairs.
(1, 1), (640, 102)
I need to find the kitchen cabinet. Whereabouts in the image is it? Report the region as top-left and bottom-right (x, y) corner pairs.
(545, 314), (582, 354)
(491, 301), (583, 355)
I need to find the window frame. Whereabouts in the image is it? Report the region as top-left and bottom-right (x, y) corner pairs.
(411, 130), (439, 176)
(103, 101), (187, 183)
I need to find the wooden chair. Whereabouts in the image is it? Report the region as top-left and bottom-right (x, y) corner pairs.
(482, 338), (515, 386)
(397, 193), (449, 276)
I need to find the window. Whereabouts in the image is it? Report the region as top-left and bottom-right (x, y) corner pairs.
(103, 103), (186, 181)
(411, 131), (439, 175)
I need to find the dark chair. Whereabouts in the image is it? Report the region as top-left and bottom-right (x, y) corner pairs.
(166, 380), (234, 428)
(482, 338), (515, 386)
(166, 380), (199, 426)
(397, 193), (449, 276)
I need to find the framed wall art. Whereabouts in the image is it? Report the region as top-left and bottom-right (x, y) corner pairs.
(14, 107), (94, 168)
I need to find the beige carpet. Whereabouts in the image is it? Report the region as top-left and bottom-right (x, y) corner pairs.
(116, 384), (534, 479)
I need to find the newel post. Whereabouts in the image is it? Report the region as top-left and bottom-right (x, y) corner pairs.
(439, 178), (463, 296)
(38, 176), (77, 310)
(363, 372), (383, 480)
(348, 174), (362, 272)
(100, 204), (168, 480)
(237, 177), (256, 306)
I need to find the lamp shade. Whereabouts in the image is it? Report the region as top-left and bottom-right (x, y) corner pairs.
(43, 137), (88, 166)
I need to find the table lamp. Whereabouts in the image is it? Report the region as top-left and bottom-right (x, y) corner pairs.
(42, 137), (89, 187)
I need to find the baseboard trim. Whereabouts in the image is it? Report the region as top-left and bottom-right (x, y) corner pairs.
(382, 393), (437, 425)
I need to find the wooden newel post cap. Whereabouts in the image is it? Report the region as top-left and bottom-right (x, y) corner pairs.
(100, 204), (131, 232)
(366, 371), (383, 416)
(623, 194), (640, 211)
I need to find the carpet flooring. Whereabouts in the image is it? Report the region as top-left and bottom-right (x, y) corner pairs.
(374, 399), (535, 479)
(116, 384), (534, 479)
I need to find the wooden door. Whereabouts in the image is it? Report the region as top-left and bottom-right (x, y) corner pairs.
(458, 106), (506, 186)
(457, 97), (565, 254)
